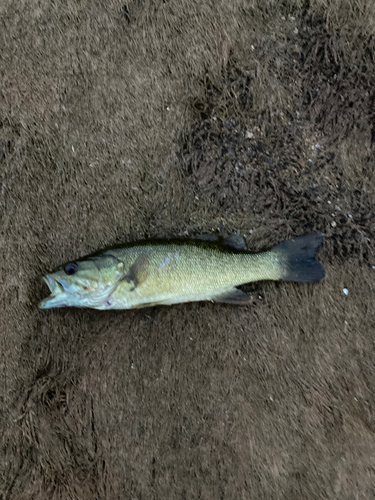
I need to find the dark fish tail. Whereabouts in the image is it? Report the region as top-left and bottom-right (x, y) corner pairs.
(273, 233), (326, 283)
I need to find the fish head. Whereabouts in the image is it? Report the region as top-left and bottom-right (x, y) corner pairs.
(38, 254), (123, 309)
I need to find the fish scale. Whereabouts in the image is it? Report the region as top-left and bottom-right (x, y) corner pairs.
(108, 245), (278, 307)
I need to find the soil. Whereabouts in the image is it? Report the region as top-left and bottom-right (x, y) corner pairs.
(1, 1), (374, 499)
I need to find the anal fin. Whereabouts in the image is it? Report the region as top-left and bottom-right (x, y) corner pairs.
(211, 288), (252, 305)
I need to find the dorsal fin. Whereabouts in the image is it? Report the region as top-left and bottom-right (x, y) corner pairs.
(191, 232), (247, 251)
(222, 232), (247, 251)
(190, 233), (220, 242)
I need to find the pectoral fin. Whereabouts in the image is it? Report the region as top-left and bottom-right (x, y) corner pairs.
(123, 254), (149, 290)
(211, 288), (252, 305)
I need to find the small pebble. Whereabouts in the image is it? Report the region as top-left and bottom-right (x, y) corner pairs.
(343, 288), (349, 296)
(331, 221), (337, 227)
(293, 27), (298, 34)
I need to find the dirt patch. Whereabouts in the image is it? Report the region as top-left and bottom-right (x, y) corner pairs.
(177, 61), (374, 261)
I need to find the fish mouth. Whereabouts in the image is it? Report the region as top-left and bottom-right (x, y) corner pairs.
(38, 275), (69, 309)
(39, 272), (114, 310)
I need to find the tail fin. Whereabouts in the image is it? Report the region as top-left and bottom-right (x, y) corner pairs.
(273, 233), (326, 283)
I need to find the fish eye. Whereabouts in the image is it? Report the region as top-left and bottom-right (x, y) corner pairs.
(64, 263), (78, 275)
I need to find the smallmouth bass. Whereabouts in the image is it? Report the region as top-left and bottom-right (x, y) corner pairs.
(38, 233), (326, 310)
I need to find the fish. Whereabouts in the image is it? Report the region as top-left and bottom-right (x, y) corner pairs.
(38, 232), (326, 310)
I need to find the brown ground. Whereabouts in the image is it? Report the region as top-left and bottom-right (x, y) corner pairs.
(1, 0), (375, 498)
